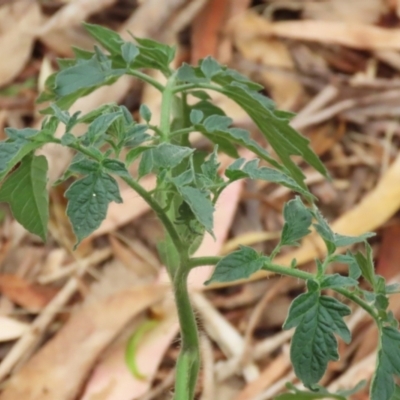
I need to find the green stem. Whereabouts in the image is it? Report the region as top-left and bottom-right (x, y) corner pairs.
(121, 175), (185, 255)
(160, 72), (177, 141)
(189, 256), (380, 322)
(127, 69), (165, 92)
(173, 266), (200, 400)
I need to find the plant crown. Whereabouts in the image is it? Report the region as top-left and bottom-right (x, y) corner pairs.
(0, 23), (399, 400)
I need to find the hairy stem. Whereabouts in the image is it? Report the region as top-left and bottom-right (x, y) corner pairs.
(160, 72), (177, 141)
(121, 176), (185, 255)
(173, 266), (200, 400)
(127, 69), (165, 92)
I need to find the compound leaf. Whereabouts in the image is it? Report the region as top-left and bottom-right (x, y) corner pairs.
(197, 115), (281, 168)
(65, 171), (122, 247)
(283, 288), (351, 388)
(217, 83), (328, 190)
(371, 327), (400, 400)
(0, 154), (48, 241)
(206, 246), (266, 284)
(280, 197), (313, 246)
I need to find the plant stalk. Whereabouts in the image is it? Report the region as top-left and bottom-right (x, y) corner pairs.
(173, 266), (200, 400)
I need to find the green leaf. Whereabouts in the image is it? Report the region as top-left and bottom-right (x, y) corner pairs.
(177, 63), (207, 83)
(139, 104), (152, 123)
(190, 90), (211, 100)
(133, 37), (175, 69)
(371, 327), (400, 400)
(199, 148), (223, 190)
(121, 42), (139, 65)
(0, 154), (48, 241)
(354, 243), (376, 288)
(84, 23), (124, 55)
(102, 159), (129, 177)
(138, 143), (194, 177)
(84, 111), (122, 144)
(0, 128), (42, 181)
(390, 385), (400, 400)
(54, 56), (122, 97)
(280, 197), (313, 246)
(206, 246), (266, 284)
(69, 158), (100, 174)
(334, 232), (375, 247)
(320, 274), (358, 289)
(200, 56), (222, 79)
(375, 294), (389, 311)
(313, 208), (374, 255)
(331, 253), (361, 280)
(283, 288), (351, 388)
(312, 208), (336, 254)
(175, 186), (214, 237)
(65, 172), (122, 246)
(225, 159), (311, 198)
(190, 109), (204, 125)
(212, 68), (264, 91)
(126, 146), (153, 166)
(218, 82), (328, 190)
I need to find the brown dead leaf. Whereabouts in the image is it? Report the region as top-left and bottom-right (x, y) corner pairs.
(234, 353), (290, 400)
(0, 0), (42, 86)
(303, 0), (386, 24)
(0, 284), (167, 400)
(39, 0), (117, 35)
(231, 11), (400, 51)
(231, 12), (303, 109)
(0, 275), (57, 312)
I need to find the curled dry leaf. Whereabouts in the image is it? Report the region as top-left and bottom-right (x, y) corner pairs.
(0, 0), (42, 86)
(231, 11), (400, 51)
(0, 275), (57, 312)
(0, 284), (167, 400)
